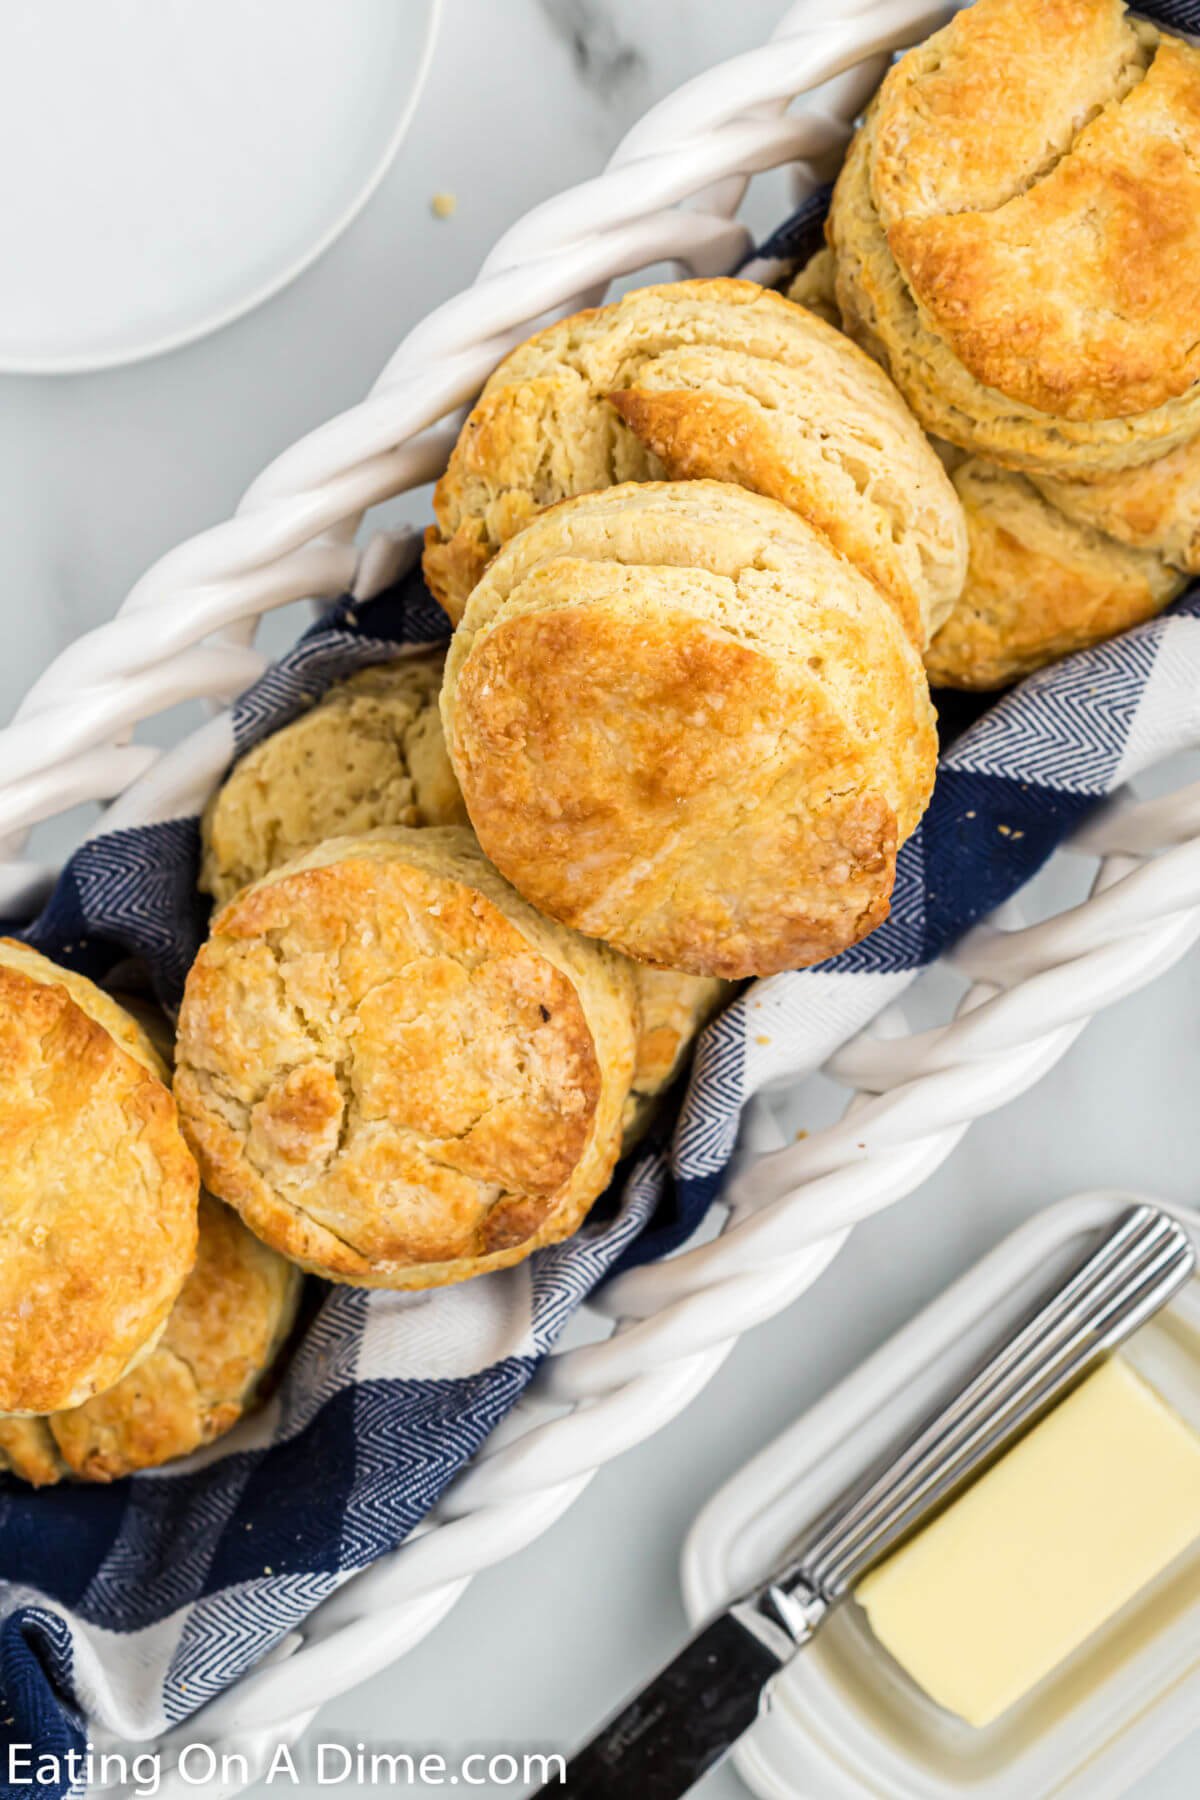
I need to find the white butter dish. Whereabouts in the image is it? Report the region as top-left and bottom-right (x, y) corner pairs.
(682, 1190), (1200, 1800)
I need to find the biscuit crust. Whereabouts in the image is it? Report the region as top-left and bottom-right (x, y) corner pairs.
(175, 829), (637, 1288)
(425, 278), (966, 645)
(201, 654), (465, 907)
(883, 39), (1200, 421)
(0, 942), (199, 1415)
(871, 0), (1149, 227)
(925, 460), (1184, 689)
(829, 2), (1200, 473)
(622, 968), (732, 1151)
(1031, 435), (1200, 573)
(0, 1195), (301, 1484)
(443, 482), (937, 978)
(785, 249), (840, 328)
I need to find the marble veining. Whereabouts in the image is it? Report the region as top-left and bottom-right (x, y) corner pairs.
(538, 0), (647, 102)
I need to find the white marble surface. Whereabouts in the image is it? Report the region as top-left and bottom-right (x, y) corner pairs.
(1, 3), (1197, 1795)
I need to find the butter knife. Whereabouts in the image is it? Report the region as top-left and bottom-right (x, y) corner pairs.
(533, 1203), (1194, 1798)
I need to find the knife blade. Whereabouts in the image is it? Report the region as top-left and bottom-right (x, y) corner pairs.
(532, 1602), (804, 1798)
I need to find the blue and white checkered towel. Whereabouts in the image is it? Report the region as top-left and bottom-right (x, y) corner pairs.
(4, 11), (1200, 1771)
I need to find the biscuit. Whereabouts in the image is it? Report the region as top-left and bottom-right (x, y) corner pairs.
(424, 278), (966, 646)
(925, 460), (1185, 690)
(174, 828), (638, 1289)
(442, 481), (937, 978)
(785, 248), (840, 328)
(200, 654), (466, 907)
(0, 1195), (301, 1484)
(828, 0), (1200, 474)
(622, 968), (732, 1150)
(0, 941), (199, 1415)
(1031, 435), (1200, 574)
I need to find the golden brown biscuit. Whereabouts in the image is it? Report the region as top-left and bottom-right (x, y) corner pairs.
(873, 0), (1150, 226)
(175, 828), (638, 1289)
(0, 1195), (301, 1484)
(622, 968), (732, 1151)
(424, 278), (966, 645)
(925, 460), (1185, 690)
(201, 654), (466, 907)
(1031, 436), (1200, 574)
(829, 0), (1200, 474)
(784, 248), (840, 328)
(0, 941), (199, 1416)
(877, 8), (1198, 421)
(442, 481), (937, 978)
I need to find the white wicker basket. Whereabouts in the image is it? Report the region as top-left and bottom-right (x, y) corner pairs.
(7, 0), (1200, 1790)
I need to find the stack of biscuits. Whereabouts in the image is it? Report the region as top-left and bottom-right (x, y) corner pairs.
(0, 941), (300, 1484)
(3, 0), (1194, 1484)
(169, 286), (957, 1309)
(826, 0), (1200, 687)
(164, 272), (962, 1309)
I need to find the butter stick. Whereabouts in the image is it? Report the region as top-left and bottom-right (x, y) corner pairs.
(855, 1357), (1200, 1727)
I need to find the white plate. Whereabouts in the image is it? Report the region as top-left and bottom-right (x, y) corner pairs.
(0, 0), (440, 373)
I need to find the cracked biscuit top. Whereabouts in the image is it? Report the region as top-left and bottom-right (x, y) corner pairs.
(829, 0), (1200, 473)
(0, 1194), (301, 1484)
(200, 654), (466, 908)
(174, 828), (638, 1289)
(441, 481), (937, 980)
(0, 940), (199, 1415)
(423, 277), (966, 646)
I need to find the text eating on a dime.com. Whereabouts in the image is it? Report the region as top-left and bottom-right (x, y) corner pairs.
(7, 1739), (567, 1793)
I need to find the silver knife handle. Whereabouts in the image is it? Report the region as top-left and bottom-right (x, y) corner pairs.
(735, 1574), (828, 1655)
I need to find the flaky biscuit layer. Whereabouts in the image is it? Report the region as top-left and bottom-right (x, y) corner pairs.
(1031, 436), (1200, 573)
(926, 460), (1184, 689)
(425, 278), (966, 645)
